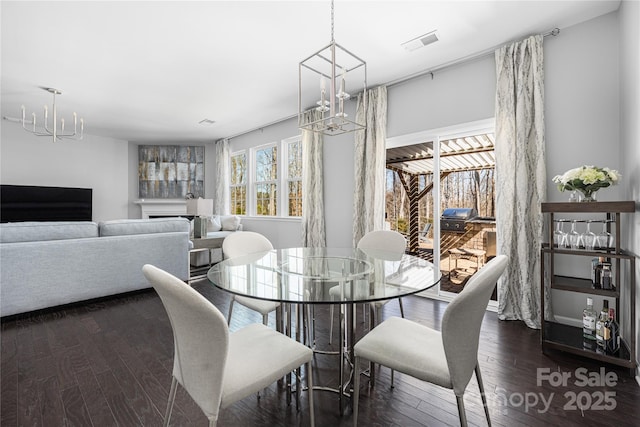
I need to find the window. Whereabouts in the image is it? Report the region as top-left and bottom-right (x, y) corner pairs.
(230, 152), (246, 215)
(286, 138), (302, 217)
(229, 136), (302, 218)
(255, 144), (278, 216)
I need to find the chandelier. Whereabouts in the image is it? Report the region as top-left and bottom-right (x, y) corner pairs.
(298, 0), (367, 136)
(21, 87), (84, 142)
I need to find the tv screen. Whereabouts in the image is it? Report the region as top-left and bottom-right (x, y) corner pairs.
(0, 185), (93, 223)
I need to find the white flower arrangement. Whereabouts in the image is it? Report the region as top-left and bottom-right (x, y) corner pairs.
(552, 165), (620, 199)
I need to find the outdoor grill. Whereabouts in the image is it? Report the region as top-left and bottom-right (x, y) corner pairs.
(441, 208), (478, 233)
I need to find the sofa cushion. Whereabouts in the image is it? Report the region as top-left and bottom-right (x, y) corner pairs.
(99, 218), (190, 237)
(207, 215), (222, 232)
(0, 221), (99, 243)
(220, 215), (241, 231)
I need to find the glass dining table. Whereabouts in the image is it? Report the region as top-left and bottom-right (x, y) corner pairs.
(207, 246), (442, 413)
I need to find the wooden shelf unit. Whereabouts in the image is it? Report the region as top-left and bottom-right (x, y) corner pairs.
(540, 201), (636, 372)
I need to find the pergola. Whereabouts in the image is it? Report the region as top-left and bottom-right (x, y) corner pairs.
(386, 133), (496, 253)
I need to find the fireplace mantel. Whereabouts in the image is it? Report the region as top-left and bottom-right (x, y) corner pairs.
(134, 199), (187, 219)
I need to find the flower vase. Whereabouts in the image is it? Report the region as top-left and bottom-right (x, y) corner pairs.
(579, 190), (597, 202)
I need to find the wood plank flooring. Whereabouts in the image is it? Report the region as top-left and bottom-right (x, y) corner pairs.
(2, 280), (639, 426)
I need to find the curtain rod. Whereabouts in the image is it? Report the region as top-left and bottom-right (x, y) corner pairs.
(225, 112), (299, 141)
(227, 28), (560, 141)
(387, 27), (560, 88)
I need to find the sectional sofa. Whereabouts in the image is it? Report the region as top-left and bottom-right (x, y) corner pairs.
(0, 218), (191, 317)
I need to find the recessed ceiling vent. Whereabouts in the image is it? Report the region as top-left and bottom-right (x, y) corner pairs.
(198, 119), (216, 125)
(402, 30), (439, 52)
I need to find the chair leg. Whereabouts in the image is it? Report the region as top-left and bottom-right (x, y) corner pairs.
(262, 313), (268, 326)
(398, 297), (405, 318)
(390, 369), (395, 388)
(307, 361), (315, 427)
(456, 395), (468, 427)
(352, 356), (361, 426)
(329, 304), (334, 344)
(164, 377), (178, 427)
(227, 297), (235, 326)
(475, 364), (491, 426)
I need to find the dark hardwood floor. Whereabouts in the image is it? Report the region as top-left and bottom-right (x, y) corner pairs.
(2, 279), (639, 426)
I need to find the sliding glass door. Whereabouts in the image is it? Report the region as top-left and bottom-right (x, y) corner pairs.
(385, 120), (496, 303)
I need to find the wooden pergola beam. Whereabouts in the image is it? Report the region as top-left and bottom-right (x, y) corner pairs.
(389, 169), (453, 252)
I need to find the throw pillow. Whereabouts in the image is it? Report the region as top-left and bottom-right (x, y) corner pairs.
(220, 215), (241, 231)
(208, 215), (222, 232)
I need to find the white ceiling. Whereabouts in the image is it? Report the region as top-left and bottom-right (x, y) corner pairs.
(1, 0), (620, 144)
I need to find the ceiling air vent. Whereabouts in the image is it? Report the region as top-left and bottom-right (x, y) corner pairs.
(402, 30), (439, 52)
(198, 119), (216, 125)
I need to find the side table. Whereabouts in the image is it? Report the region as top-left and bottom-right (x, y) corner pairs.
(189, 236), (225, 283)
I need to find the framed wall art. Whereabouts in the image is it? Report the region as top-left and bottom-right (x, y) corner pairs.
(138, 145), (204, 199)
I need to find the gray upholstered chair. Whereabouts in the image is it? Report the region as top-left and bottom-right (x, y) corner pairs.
(221, 231), (280, 326)
(329, 230), (407, 344)
(352, 255), (508, 427)
(142, 264), (314, 427)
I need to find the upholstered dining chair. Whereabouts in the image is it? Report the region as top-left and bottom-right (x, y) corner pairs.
(142, 264), (314, 427)
(222, 231), (279, 326)
(352, 255), (508, 427)
(328, 230), (407, 344)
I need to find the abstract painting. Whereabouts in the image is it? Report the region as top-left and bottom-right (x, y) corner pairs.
(138, 145), (204, 198)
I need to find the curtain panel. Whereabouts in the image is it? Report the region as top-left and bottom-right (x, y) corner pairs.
(352, 86), (388, 246)
(214, 138), (230, 215)
(301, 109), (326, 247)
(494, 35), (548, 329)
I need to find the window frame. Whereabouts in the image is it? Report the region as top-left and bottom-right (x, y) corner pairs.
(252, 141), (279, 217)
(229, 150), (247, 216)
(229, 135), (303, 219)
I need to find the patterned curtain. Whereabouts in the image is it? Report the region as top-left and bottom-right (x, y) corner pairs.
(301, 110), (326, 247)
(214, 138), (230, 215)
(494, 35), (547, 329)
(352, 86), (387, 246)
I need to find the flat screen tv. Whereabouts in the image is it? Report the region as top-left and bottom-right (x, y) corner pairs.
(0, 185), (92, 223)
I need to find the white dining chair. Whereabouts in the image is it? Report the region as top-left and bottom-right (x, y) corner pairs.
(352, 255), (508, 427)
(222, 231), (280, 326)
(142, 264), (314, 427)
(328, 230), (407, 344)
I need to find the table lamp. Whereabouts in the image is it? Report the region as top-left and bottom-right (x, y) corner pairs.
(186, 198), (213, 238)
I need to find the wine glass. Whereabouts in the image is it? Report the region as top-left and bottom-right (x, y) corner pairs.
(569, 220), (583, 249)
(597, 220), (614, 249)
(554, 219), (569, 248)
(584, 220), (597, 251)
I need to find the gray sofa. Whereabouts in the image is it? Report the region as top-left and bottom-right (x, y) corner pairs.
(0, 218), (190, 317)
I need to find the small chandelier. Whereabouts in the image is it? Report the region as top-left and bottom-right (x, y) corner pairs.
(21, 87), (84, 142)
(298, 0), (367, 136)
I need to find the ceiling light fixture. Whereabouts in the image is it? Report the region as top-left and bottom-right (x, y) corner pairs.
(298, 0), (366, 135)
(18, 87), (84, 143)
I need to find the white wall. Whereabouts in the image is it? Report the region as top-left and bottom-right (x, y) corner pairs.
(618, 0), (640, 377)
(387, 54), (496, 138)
(544, 12), (624, 322)
(0, 123), (129, 221)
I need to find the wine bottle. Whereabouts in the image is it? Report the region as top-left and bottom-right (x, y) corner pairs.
(604, 308), (620, 354)
(582, 297), (597, 340)
(596, 300), (609, 348)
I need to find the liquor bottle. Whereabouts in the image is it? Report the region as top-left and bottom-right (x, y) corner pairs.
(582, 297), (597, 340)
(604, 308), (620, 354)
(596, 300), (609, 349)
(591, 258), (601, 288)
(600, 263), (613, 290)
(592, 257), (606, 289)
